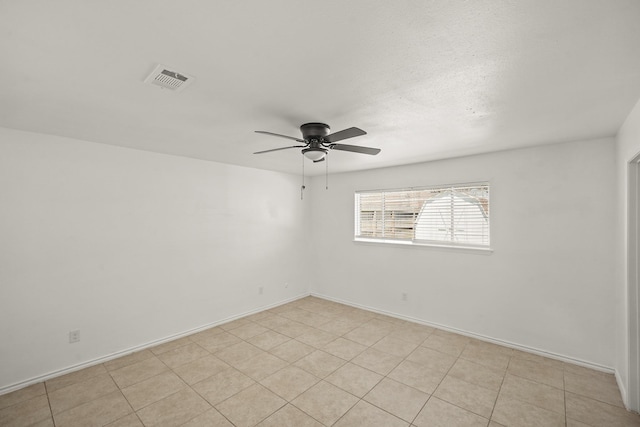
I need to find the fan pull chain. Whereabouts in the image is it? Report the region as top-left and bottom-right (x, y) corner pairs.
(325, 152), (329, 190)
(301, 152), (305, 200)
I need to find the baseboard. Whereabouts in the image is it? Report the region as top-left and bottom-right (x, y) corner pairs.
(311, 292), (616, 374)
(0, 293), (310, 396)
(616, 369), (630, 410)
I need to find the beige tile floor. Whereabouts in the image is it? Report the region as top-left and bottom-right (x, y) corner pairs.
(1, 296), (639, 427)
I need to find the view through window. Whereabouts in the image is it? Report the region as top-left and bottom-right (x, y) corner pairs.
(355, 183), (490, 248)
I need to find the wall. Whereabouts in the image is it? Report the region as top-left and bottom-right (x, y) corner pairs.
(309, 138), (616, 368)
(615, 98), (640, 411)
(0, 127), (310, 391)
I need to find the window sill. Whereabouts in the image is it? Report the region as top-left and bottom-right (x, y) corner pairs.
(353, 238), (493, 254)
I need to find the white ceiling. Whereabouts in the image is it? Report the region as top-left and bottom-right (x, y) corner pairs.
(2, 1), (640, 175)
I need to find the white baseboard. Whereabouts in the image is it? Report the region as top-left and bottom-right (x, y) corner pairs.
(0, 293), (310, 396)
(615, 369), (629, 410)
(311, 292), (616, 374)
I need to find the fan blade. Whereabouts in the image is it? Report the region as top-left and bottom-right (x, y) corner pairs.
(254, 145), (305, 154)
(329, 143), (380, 155)
(323, 127), (366, 143)
(255, 130), (305, 143)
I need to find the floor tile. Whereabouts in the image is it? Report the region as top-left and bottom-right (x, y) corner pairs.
(460, 341), (511, 371)
(45, 364), (108, 392)
(53, 391), (132, 427)
(296, 328), (338, 348)
(271, 320), (315, 338)
(352, 347), (403, 375)
(219, 318), (252, 331)
(372, 335), (419, 358)
(365, 317), (398, 332)
(344, 324), (389, 346)
(149, 337), (192, 355)
(325, 362), (383, 397)
(48, 373), (118, 414)
(447, 359), (505, 392)
(294, 349), (346, 378)
(192, 368), (255, 405)
(233, 352), (288, 381)
(177, 408), (232, 426)
(507, 357), (564, 389)
(104, 413), (144, 427)
(216, 384), (286, 427)
(388, 325), (434, 345)
(172, 354), (229, 385)
(156, 342), (210, 369)
(566, 419), (591, 427)
(180, 407), (233, 426)
(510, 350), (564, 370)
(136, 388), (210, 427)
(434, 375), (497, 418)
(188, 326), (224, 343)
(0, 394), (52, 427)
(260, 366), (320, 401)
(0, 382), (46, 410)
(388, 360), (445, 394)
(564, 371), (624, 407)
(121, 371), (186, 410)
(109, 357), (168, 389)
(413, 397), (489, 427)
(499, 373), (564, 414)
(422, 333), (468, 357)
(323, 337), (368, 360)
(215, 341), (265, 366)
(248, 330), (291, 350)
(364, 377), (430, 422)
(228, 322), (269, 340)
(334, 400), (409, 427)
(257, 403), (323, 427)
(292, 381), (359, 426)
(27, 418), (55, 427)
(196, 331), (242, 353)
(491, 394), (564, 427)
(318, 318), (361, 335)
(104, 350), (155, 372)
(563, 362), (615, 380)
(406, 346), (457, 374)
(269, 339), (315, 363)
(565, 391), (640, 427)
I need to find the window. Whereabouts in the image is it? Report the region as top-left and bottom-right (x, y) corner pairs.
(355, 183), (490, 248)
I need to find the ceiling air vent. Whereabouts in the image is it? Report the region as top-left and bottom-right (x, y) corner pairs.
(144, 64), (194, 92)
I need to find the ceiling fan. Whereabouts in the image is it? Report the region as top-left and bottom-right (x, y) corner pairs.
(254, 122), (380, 163)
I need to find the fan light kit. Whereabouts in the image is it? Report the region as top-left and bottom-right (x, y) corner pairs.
(254, 122), (381, 199)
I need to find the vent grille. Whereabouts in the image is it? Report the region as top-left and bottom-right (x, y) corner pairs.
(144, 64), (194, 92)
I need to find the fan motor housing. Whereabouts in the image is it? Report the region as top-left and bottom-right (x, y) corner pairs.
(300, 122), (330, 140)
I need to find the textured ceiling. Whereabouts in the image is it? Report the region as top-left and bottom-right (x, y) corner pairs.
(1, 1), (640, 175)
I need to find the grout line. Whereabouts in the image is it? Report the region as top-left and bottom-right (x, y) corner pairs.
(43, 381), (57, 427)
(563, 371), (568, 427)
(488, 353), (510, 423)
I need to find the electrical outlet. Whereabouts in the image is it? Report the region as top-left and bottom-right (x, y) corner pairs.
(259, 286), (264, 295)
(402, 293), (408, 301)
(69, 330), (80, 343)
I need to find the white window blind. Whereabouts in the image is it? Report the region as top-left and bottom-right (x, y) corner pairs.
(355, 183), (490, 248)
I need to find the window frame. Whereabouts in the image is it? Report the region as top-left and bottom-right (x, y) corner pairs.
(354, 182), (492, 252)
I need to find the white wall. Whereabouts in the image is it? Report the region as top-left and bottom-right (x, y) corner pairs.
(0, 127), (310, 391)
(309, 138), (616, 368)
(615, 98), (640, 411)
